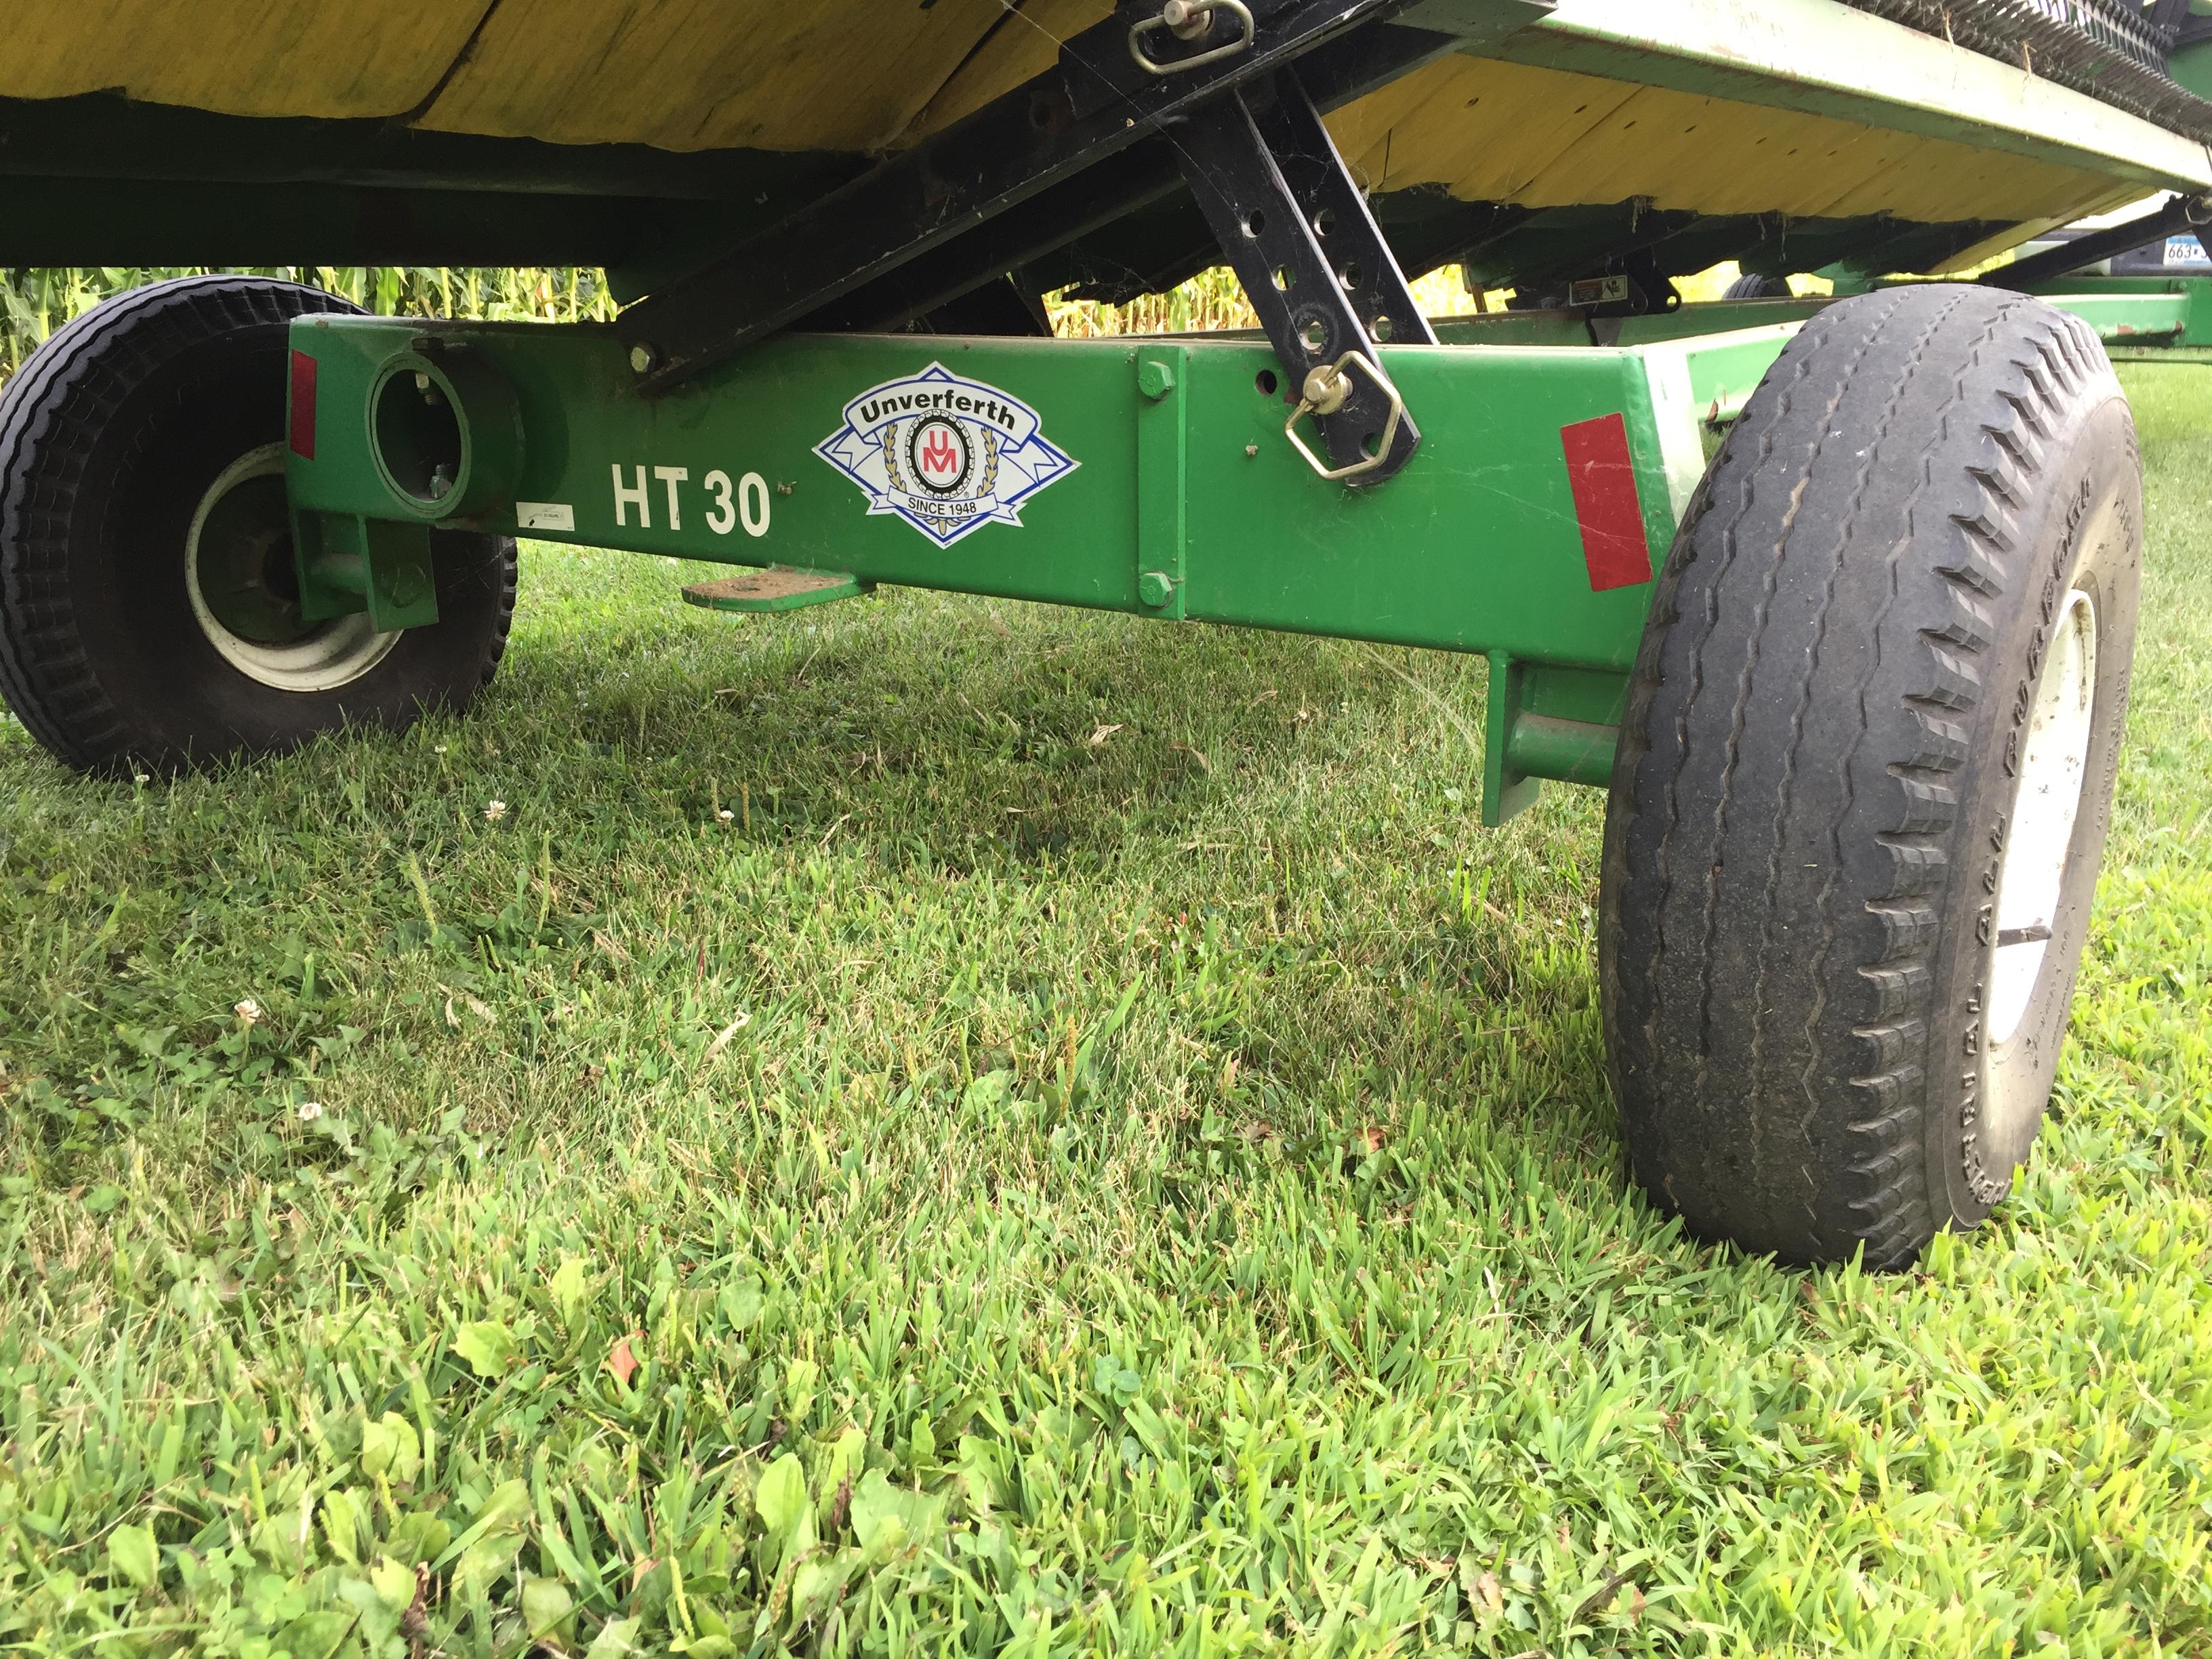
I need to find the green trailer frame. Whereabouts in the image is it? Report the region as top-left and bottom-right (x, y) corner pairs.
(276, 279), (2200, 827)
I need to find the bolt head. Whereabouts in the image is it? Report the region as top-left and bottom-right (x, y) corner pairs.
(629, 342), (660, 375)
(1162, 0), (1212, 39)
(1302, 365), (1349, 415)
(1138, 569), (1175, 608)
(1137, 359), (1176, 401)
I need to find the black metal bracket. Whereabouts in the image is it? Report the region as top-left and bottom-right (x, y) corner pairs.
(1985, 191), (2212, 289)
(1176, 68), (1435, 485)
(615, 0), (1416, 392)
(611, 0), (1551, 394)
(1561, 249), (1681, 318)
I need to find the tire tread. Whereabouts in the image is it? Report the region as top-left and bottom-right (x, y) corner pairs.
(1601, 285), (2127, 1265)
(0, 275), (512, 773)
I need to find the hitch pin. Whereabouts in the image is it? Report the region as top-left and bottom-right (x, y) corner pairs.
(1130, 0), (1255, 74)
(1284, 350), (1406, 484)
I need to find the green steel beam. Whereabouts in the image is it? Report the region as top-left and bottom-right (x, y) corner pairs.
(2035, 290), (2190, 344)
(285, 317), (1721, 821)
(1610, 303), (1830, 345)
(278, 281), (2212, 821)
(2017, 274), (2212, 347)
(1427, 311), (1597, 348)
(1435, 311), (1816, 434)
(1498, 0), (2212, 191)
(1483, 657), (1625, 825)
(1656, 323), (1809, 428)
(1430, 300), (1831, 352)
(287, 320), (1684, 671)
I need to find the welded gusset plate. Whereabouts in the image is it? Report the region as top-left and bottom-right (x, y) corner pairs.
(1177, 73), (1431, 482)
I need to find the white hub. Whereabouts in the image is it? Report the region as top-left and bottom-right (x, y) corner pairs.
(186, 443), (400, 693)
(1988, 587), (2099, 1046)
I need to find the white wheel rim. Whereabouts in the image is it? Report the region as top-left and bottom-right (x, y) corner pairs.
(1988, 588), (2098, 1046)
(185, 443), (400, 693)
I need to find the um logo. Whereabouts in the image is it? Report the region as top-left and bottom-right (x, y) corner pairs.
(815, 363), (1078, 547)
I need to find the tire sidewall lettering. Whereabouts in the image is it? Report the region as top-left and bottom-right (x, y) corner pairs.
(1942, 408), (2135, 1216)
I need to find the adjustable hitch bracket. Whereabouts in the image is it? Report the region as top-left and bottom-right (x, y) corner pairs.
(1174, 67), (1435, 485)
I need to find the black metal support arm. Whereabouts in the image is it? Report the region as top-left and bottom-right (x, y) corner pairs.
(614, 0), (1549, 394)
(617, 0), (1414, 391)
(1986, 192), (2212, 289)
(1177, 69), (1435, 484)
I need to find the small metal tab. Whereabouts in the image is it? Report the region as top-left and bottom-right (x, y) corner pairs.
(682, 568), (869, 613)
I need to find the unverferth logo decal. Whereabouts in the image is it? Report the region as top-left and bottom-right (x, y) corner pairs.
(815, 364), (1078, 547)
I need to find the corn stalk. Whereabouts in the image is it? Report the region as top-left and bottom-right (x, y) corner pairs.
(0, 266), (623, 377)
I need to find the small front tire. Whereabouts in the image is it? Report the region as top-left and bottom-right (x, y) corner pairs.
(1723, 271), (1795, 300)
(0, 274), (516, 774)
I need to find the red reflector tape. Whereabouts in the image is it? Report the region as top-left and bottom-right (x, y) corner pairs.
(288, 350), (317, 460)
(1559, 412), (1652, 592)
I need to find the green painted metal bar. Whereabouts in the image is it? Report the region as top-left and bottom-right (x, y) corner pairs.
(1134, 345), (1191, 621)
(1645, 324), (1809, 427)
(1614, 303), (1826, 344)
(2020, 289), (2189, 343)
(287, 319), (1685, 674)
(1430, 300), (1830, 352)
(1435, 285), (2212, 438)
(1481, 656), (1625, 825)
(1427, 311), (1597, 348)
(287, 316), (1717, 822)
(2018, 274), (2212, 348)
(276, 279), (2212, 824)
(680, 569), (872, 613)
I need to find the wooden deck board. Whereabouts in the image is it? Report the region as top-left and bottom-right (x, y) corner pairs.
(0, 0), (2172, 238)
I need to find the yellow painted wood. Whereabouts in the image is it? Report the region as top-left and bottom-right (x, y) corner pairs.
(3, 0), (470, 119)
(908, 0), (1113, 138)
(0, 0), (2162, 239)
(421, 0), (1021, 153)
(1930, 187), (2149, 274)
(1328, 56), (2136, 228)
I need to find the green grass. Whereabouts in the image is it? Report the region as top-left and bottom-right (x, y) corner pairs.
(1, 364), (2208, 1659)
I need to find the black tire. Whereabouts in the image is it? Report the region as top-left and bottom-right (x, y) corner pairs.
(0, 274), (515, 775)
(1724, 272), (1795, 300)
(1600, 285), (2140, 1268)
